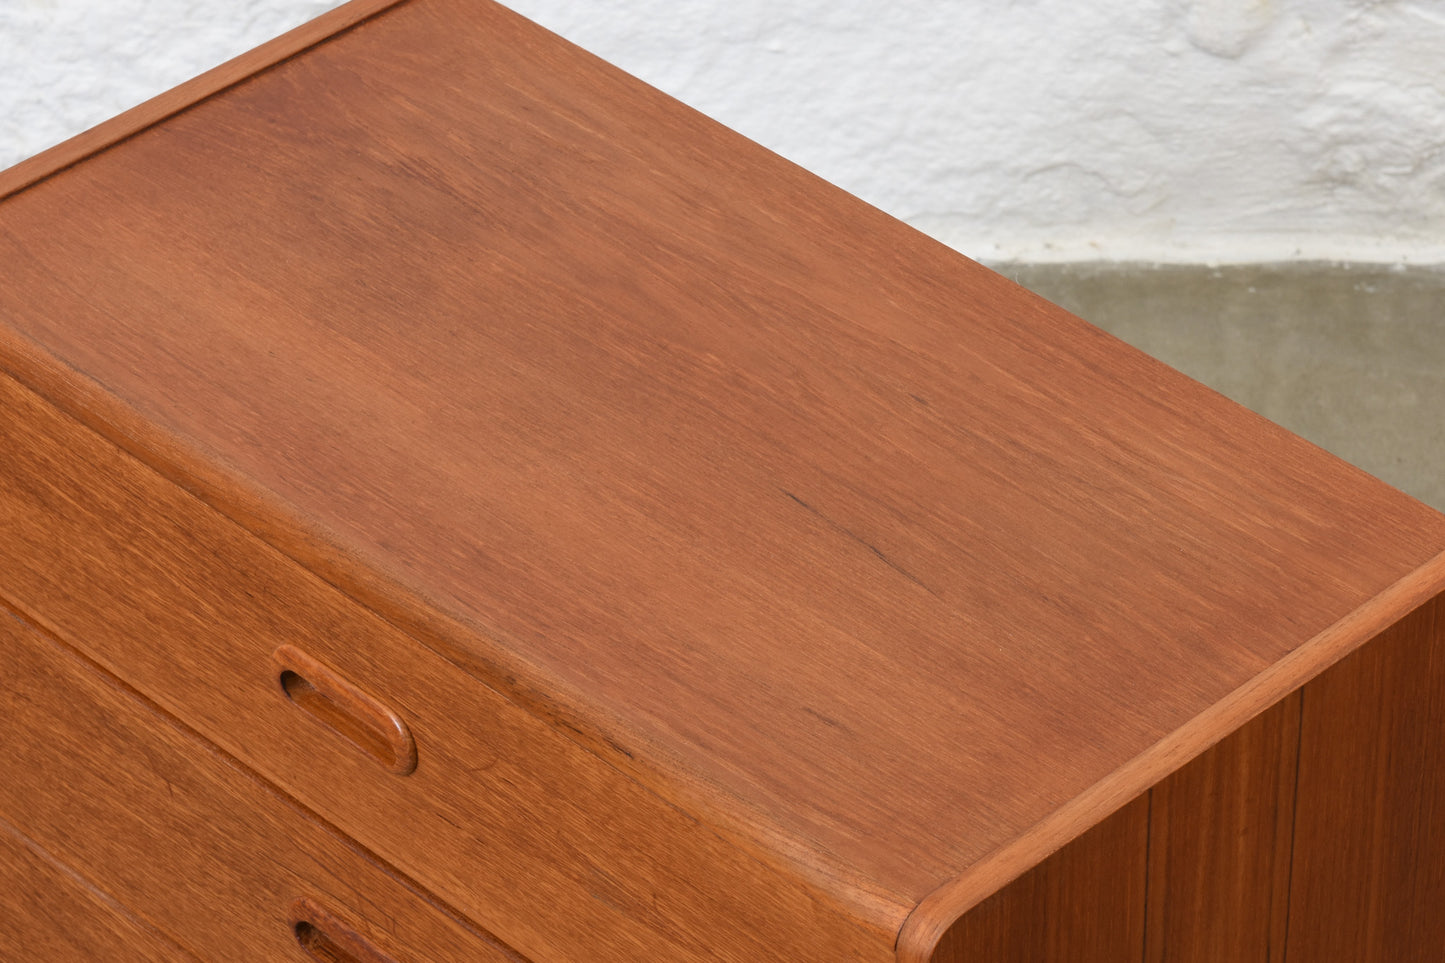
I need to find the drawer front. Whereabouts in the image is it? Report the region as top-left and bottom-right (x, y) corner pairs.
(0, 815), (192, 963)
(0, 372), (893, 962)
(0, 608), (521, 963)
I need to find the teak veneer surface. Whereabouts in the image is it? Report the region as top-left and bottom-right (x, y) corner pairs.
(0, 368), (886, 963)
(0, 609), (523, 963)
(1287, 594), (1445, 959)
(0, 817), (193, 963)
(4, 0), (1445, 953)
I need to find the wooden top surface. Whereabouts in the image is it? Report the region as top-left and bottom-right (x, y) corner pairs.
(4, 0), (1445, 942)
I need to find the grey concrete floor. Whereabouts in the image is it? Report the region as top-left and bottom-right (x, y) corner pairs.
(997, 262), (1445, 513)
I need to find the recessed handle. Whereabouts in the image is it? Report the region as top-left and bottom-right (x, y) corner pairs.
(289, 897), (401, 963)
(272, 645), (417, 776)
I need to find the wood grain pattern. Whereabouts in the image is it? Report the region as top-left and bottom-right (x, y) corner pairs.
(0, 370), (894, 962)
(1144, 694), (1300, 963)
(896, 549), (1445, 961)
(930, 795), (1148, 963)
(0, 816), (195, 963)
(0, 607), (523, 963)
(3, 0), (1445, 957)
(4, 0), (1445, 926)
(1287, 593), (1445, 961)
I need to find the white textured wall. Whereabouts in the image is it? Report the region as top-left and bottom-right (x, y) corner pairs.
(4, 0), (1442, 263)
(0, 0), (338, 166)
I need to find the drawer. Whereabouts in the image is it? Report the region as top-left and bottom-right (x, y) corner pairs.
(0, 371), (889, 961)
(0, 815), (192, 962)
(0, 607), (522, 963)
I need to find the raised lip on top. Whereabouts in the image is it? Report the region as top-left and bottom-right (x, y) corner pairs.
(0, 0), (410, 203)
(895, 547), (1445, 959)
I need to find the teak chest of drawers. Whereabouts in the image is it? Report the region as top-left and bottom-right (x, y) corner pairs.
(4, 1), (1445, 960)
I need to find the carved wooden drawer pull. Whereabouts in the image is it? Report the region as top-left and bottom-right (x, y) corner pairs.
(272, 645), (418, 776)
(289, 897), (402, 963)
